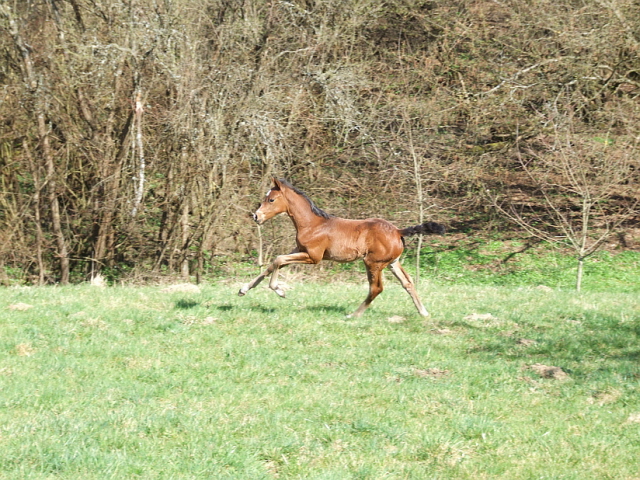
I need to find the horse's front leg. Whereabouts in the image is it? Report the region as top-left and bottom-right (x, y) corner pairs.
(238, 268), (269, 296)
(238, 249), (315, 298)
(238, 252), (289, 297)
(267, 251), (317, 297)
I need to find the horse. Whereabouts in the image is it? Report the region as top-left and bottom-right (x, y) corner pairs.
(238, 178), (445, 318)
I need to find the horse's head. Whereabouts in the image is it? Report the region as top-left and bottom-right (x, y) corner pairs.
(253, 178), (288, 225)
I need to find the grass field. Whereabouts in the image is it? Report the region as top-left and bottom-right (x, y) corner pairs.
(1, 278), (639, 479)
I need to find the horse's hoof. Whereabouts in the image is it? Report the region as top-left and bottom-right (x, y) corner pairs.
(238, 285), (249, 296)
(274, 288), (286, 298)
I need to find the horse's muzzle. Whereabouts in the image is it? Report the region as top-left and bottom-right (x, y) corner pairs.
(252, 212), (265, 225)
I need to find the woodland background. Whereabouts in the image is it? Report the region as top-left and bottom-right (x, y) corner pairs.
(1, 0), (639, 285)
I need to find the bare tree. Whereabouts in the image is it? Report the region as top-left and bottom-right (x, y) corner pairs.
(1, 0), (638, 285)
(2, 3), (70, 283)
(491, 120), (639, 291)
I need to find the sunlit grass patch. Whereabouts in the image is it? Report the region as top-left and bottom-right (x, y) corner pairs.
(0, 283), (639, 478)
(401, 240), (640, 293)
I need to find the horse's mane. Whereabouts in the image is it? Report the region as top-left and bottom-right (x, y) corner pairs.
(278, 179), (333, 219)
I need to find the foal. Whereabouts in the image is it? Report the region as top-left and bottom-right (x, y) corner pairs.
(238, 178), (445, 317)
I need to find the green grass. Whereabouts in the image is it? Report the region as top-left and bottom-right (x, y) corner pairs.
(407, 240), (640, 293)
(1, 282), (639, 479)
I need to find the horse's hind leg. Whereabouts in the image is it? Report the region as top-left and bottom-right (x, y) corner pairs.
(348, 263), (384, 318)
(389, 260), (429, 317)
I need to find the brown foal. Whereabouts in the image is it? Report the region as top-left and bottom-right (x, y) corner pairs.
(238, 178), (445, 317)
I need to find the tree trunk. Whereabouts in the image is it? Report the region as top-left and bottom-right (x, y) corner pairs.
(181, 199), (190, 279)
(576, 257), (584, 292)
(38, 112), (70, 284)
(406, 113), (424, 288)
(92, 110), (132, 274)
(24, 140), (45, 284)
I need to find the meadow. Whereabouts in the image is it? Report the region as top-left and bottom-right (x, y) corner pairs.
(1, 266), (639, 479)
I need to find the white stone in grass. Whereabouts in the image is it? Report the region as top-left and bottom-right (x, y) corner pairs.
(625, 413), (640, 424)
(161, 284), (201, 293)
(90, 274), (106, 287)
(8, 303), (33, 311)
(464, 313), (497, 321)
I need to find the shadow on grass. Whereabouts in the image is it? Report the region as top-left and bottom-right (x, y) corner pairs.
(175, 299), (199, 309)
(213, 303), (277, 314)
(305, 305), (349, 314)
(205, 302), (347, 315)
(173, 301), (277, 314)
(216, 304), (234, 312)
(465, 323), (640, 379)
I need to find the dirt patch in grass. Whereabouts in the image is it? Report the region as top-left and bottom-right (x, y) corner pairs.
(588, 389), (622, 406)
(14, 343), (35, 356)
(414, 368), (450, 379)
(528, 364), (570, 380)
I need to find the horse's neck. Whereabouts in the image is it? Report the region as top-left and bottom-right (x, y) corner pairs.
(285, 191), (322, 231)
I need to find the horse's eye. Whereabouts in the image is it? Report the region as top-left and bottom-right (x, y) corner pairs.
(268, 198), (275, 203)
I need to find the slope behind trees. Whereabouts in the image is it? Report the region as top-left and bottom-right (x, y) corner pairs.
(0, 0), (638, 284)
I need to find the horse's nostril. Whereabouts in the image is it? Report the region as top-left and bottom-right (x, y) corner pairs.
(252, 213), (258, 222)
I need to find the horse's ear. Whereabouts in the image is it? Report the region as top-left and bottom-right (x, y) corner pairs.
(272, 177), (282, 190)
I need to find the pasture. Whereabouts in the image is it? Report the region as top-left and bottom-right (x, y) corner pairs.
(1, 281), (639, 479)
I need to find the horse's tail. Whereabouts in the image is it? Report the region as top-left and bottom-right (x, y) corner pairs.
(399, 221), (446, 237)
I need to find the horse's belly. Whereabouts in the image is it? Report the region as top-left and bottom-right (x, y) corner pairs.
(323, 250), (361, 262)
(323, 243), (363, 263)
